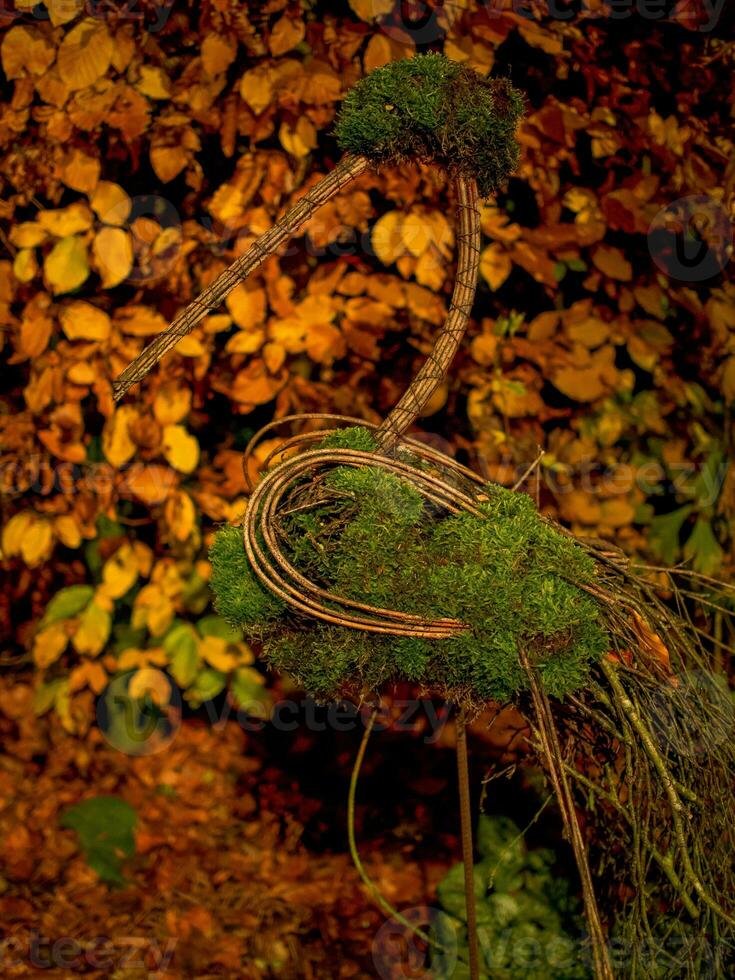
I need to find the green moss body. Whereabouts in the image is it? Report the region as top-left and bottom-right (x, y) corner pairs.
(334, 53), (524, 196)
(209, 428), (608, 703)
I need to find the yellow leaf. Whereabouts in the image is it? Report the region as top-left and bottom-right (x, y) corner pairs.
(479, 243), (512, 291)
(90, 181), (131, 226)
(13, 249), (38, 284)
(137, 64), (171, 99)
(101, 542), (139, 600)
(1, 25), (55, 79)
(60, 300), (111, 341)
(129, 667), (171, 706)
(262, 340), (286, 373)
(400, 213), (433, 257)
(225, 329), (265, 355)
(553, 366), (607, 403)
(239, 66), (274, 114)
(10, 222), (48, 248)
(153, 382), (191, 425)
(305, 322), (345, 365)
(226, 283), (267, 327)
(132, 583), (174, 636)
(231, 361), (284, 406)
(19, 307), (52, 359)
(33, 623), (69, 669)
(279, 118), (317, 158)
(721, 357), (735, 402)
(20, 516), (53, 566)
(47, 0), (83, 27)
(126, 464), (178, 506)
(2, 511), (35, 558)
(348, 0), (393, 19)
(268, 15), (305, 57)
(364, 34), (393, 72)
(55, 679), (75, 733)
(372, 212), (404, 266)
(54, 515), (81, 549)
(71, 600), (111, 656)
(115, 305), (167, 336)
(60, 147), (100, 194)
(93, 227), (133, 288)
(592, 244), (632, 282)
(68, 661), (107, 695)
(57, 18), (113, 90)
(102, 405), (139, 468)
(199, 635), (239, 673)
(162, 425), (200, 474)
(565, 314), (609, 349)
(44, 236), (90, 295)
(175, 334), (205, 357)
(164, 490), (197, 542)
(201, 34), (237, 76)
(415, 249), (445, 290)
(208, 184), (244, 224)
(38, 202), (93, 237)
(150, 143), (189, 183)
(67, 362), (95, 384)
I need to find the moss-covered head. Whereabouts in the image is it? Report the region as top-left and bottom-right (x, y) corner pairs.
(335, 53), (524, 197)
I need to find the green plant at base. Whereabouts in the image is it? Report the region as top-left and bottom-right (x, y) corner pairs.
(432, 813), (590, 980)
(209, 427), (608, 704)
(334, 53), (524, 197)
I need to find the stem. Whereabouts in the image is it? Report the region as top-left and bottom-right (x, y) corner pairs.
(520, 650), (614, 980)
(456, 709), (481, 980)
(347, 709), (453, 958)
(112, 153), (370, 401)
(377, 176), (481, 449)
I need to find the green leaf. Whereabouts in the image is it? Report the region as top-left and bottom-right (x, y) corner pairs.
(196, 614), (243, 643)
(693, 448), (724, 510)
(164, 622), (200, 687)
(60, 796), (137, 886)
(649, 506), (693, 566)
(33, 677), (66, 716)
(231, 666), (268, 708)
(684, 516), (723, 576)
(184, 668), (226, 706)
(40, 585), (94, 628)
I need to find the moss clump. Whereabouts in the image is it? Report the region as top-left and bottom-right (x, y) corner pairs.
(209, 524), (284, 630)
(334, 53), (524, 197)
(209, 430), (609, 703)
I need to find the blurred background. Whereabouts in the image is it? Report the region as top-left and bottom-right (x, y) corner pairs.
(0, 1), (733, 977)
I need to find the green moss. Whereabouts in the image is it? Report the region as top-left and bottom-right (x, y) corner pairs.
(317, 425), (377, 452)
(210, 429), (609, 703)
(334, 53), (524, 196)
(208, 524), (284, 630)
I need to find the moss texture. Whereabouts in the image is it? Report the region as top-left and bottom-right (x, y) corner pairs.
(209, 428), (608, 703)
(334, 53), (524, 197)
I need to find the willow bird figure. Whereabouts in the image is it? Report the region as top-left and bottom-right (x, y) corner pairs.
(116, 54), (734, 980)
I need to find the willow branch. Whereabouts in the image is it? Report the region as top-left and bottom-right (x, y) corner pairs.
(377, 176), (481, 449)
(113, 153), (370, 401)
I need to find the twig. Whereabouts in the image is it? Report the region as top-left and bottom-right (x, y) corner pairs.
(456, 709), (481, 980)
